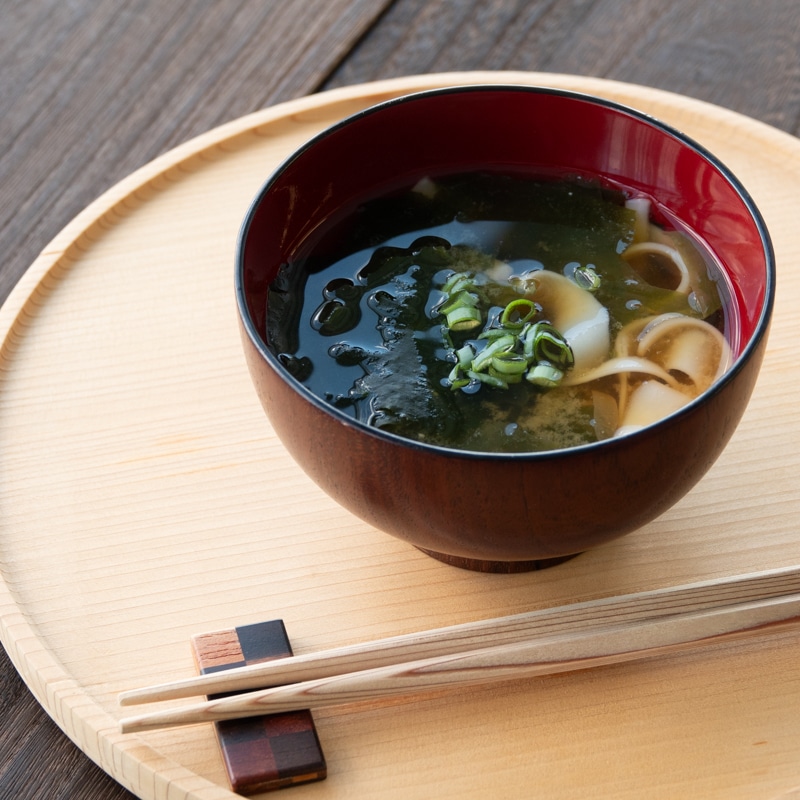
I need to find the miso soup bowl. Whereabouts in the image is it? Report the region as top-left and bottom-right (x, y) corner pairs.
(235, 85), (774, 572)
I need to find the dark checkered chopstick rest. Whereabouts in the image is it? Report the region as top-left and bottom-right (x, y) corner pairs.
(191, 620), (327, 794)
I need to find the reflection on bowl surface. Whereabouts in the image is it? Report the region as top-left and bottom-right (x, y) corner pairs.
(236, 85), (774, 572)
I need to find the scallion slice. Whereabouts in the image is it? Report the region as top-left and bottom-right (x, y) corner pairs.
(467, 370), (508, 389)
(442, 271), (475, 295)
(445, 304), (482, 330)
(523, 322), (574, 369)
(436, 267), (575, 394)
(490, 352), (529, 376)
(455, 344), (475, 368)
(526, 364), (565, 387)
(471, 334), (516, 371)
(500, 298), (537, 329)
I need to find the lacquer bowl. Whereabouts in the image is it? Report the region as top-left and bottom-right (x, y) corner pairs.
(235, 85), (774, 572)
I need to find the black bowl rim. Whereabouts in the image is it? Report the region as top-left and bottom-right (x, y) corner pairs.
(234, 83), (776, 463)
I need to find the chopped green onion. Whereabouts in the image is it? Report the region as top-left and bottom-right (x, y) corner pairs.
(440, 289), (481, 330)
(442, 271), (475, 295)
(500, 298), (537, 329)
(471, 334), (516, 371)
(447, 363), (470, 389)
(489, 366), (522, 384)
(526, 364), (565, 387)
(521, 323), (537, 360)
(523, 322), (574, 369)
(445, 304), (482, 330)
(467, 370), (508, 389)
(490, 353), (528, 376)
(455, 344), (475, 368)
(435, 269), (576, 394)
(478, 327), (513, 341)
(440, 290), (478, 314)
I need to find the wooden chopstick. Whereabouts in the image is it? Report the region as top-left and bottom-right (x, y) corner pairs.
(118, 566), (800, 731)
(120, 566), (800, 706)
(120, 590), (800, 733)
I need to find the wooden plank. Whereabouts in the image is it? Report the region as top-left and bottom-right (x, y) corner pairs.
(323, 0), (800, 135)
(0, 0), (390, 301)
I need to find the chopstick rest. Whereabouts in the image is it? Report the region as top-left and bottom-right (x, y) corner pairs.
(191, 619), (326, 794)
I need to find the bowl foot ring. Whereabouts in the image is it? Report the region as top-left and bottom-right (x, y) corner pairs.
(416, 547), (581, 573)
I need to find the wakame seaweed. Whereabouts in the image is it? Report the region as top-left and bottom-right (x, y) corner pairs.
(265, 171), (727, 453)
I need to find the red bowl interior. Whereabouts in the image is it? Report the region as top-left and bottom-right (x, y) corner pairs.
(240, 86), (773, 361)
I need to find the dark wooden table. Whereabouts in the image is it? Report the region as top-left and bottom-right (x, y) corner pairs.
(1, 1), (798, 797)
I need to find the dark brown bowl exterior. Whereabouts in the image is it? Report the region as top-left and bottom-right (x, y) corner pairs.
(239, 313), (767, 567)
(236, 86), (774, 571)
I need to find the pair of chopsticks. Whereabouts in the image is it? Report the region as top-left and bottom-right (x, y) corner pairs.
(118, 565), (800, 734)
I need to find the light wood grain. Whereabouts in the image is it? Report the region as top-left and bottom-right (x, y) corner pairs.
(2, 72), (800, 800)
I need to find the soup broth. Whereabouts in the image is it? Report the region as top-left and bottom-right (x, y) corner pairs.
(266, 171), (733, 453)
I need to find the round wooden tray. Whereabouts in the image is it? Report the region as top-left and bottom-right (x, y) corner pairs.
(2, 72), (800, 800)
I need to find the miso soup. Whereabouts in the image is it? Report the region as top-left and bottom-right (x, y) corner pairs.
(266, 171), (733, 453)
